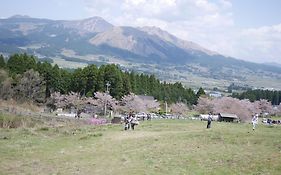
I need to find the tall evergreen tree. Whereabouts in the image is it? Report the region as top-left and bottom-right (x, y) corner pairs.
(96, 65), (106, 92)
(0, 55), (5, 68)
(71, 67), (87, 94)
(83, 64), (98, 96)
(122, 72), (132, 95)
(7, 53), (37, 75)
(103, 64), (123, 99)
(129, 71), (137, 93)
(36, 61), (53, 97)
(196, 87), (206, 98)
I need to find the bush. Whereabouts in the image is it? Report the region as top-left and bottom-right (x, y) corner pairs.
(0, 113), (32, 128)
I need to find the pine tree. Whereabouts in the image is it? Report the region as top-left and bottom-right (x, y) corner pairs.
(122, 72), (132, 95)
(7, 53), (37, 75)
(103, 64), (123, 99)
(83, 64), (98, 96)
(196, 87), (206, 98)
(0, 55), (5, 68)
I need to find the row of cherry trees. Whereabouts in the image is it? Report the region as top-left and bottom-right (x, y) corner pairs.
(195, 97), (280, 121)
(49, 91), (161, 115)
(49, 91), (281, 121)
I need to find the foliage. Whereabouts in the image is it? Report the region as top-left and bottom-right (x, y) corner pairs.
(232, 89), (281, 105)
(49, 92), (87, 110)
(194, 97), (214, 114)
(94, 91), (117, 113)
(13, 69), (46, 103)
(195, 97), (275, 121)
(120, 93), (160, 113)
(0, 77), (13, 100)
(7, 53), (37, 75)
(170, 102), (189, 116)
(196, 87), (206, 98)
(0, 55), (5, 68)
(3, 53), (199, 105)
(0, 69), (46, 102)
(275, 104), (281, 116)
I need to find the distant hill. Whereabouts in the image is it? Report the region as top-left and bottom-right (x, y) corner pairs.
(264, 62), (281, 68)
(0, 15), (280, 90)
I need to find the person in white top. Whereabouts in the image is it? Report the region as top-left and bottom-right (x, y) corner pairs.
(252, 114), (258, 130)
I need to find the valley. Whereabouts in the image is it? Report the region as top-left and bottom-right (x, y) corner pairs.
(1, 15), (281, 91)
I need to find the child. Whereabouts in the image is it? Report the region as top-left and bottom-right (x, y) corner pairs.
(124, 115), (131, 130)
(252, 114), (258, 130)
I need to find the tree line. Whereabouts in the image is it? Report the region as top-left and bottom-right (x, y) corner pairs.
(232, 89), (281, 105)
(0, 53), (199, 105)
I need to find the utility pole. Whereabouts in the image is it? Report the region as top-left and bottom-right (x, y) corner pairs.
(104, 82), (110, 116)
(165, 101), (168, 115)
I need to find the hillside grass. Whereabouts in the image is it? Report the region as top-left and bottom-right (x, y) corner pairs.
(0, 118), (280, 175)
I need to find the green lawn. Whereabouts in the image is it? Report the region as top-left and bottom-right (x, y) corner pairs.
(0, 118), (280, 175)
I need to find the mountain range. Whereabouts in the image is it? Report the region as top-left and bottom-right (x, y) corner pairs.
(0, 15), (280, 90)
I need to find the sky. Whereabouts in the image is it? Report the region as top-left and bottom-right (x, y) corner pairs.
(1, 0), (281, 64)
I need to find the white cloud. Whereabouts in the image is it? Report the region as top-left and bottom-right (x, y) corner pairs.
(219, 0), (232, 9)
(82, 0), (281, 64)
(195, 0), (218, 13)
(234, 24), (281, 63)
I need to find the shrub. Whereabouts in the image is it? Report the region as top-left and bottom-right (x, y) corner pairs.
(0, 113), (32, 128)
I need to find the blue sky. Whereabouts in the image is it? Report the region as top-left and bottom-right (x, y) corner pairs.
(1, 0), (281, 64)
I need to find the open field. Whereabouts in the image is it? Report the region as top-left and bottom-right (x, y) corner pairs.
(0, 117), (281, 175)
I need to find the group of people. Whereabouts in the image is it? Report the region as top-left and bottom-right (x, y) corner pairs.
(264, 118), (281, 125)
(124, 112), (139, 130)
(206, 112), (260, 131)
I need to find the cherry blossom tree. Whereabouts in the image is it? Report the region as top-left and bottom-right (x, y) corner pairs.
(120, 93), (146, 113)
(143, 97), (160, 112)
(49, 92), (86, 110)
(170, 102), (189, 116)
(258, 99), (274, 115)
(94, 91), (117, 115)
(215, 97), (255, 121)
(120, 93), (159, 113)
(194, 97), (270, 122)
(194, 97), (214, 114)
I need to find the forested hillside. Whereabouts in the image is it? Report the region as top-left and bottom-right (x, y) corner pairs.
(232, 89), (281, 105)
(0, 53), (197, 104)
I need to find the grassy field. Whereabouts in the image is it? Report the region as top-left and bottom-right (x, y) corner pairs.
(0, 117), (281, 175)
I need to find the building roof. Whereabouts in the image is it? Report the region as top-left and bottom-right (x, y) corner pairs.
(220, 113), (238, 119)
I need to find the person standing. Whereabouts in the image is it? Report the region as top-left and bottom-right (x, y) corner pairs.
(130, 114), (139, 130)
(252, 114), (258, 130)
(207, 113), (212, 129)
(124, 114), (131, 130)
